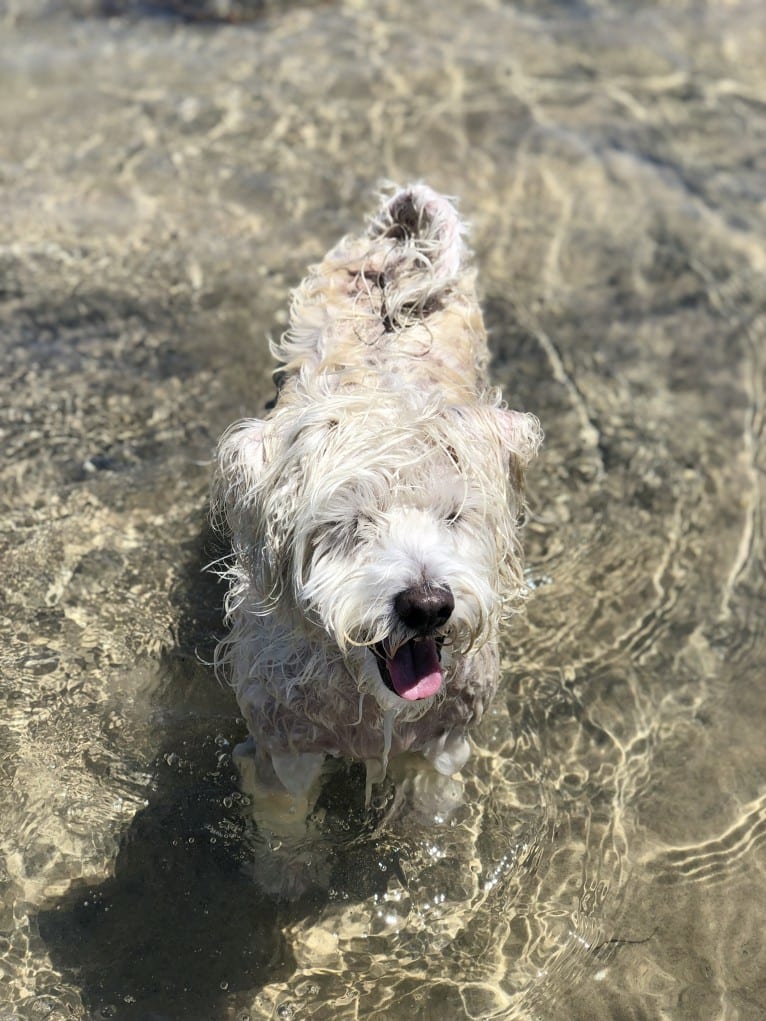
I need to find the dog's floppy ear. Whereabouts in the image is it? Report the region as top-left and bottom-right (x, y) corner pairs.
(496, 408), (543, 486)
(212, 418), (266, 532)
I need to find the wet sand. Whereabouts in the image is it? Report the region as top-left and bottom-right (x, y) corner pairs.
(1, 2), (765, 1018)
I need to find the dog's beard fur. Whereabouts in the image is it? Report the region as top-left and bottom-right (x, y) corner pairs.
(212, 183), (541, 784)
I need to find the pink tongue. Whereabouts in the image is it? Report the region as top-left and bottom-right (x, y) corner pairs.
(387, 639), (443, 701)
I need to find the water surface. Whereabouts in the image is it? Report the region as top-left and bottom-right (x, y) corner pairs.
(1, 1), (765, 1018)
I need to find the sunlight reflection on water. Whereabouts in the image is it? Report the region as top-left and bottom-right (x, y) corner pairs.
(1, 1), (765, 1018)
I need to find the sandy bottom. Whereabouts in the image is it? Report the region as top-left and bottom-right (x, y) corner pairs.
(1, 2), (765, 1018)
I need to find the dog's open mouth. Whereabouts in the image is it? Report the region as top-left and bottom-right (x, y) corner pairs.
(373, 637), (444, 701)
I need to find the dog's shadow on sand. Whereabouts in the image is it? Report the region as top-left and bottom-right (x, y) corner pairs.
(35, 518), (397, 1021)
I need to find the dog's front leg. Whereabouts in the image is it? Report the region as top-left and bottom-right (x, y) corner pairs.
(421, 730), (471, 777)
(233, 737), (325, 839)
(234, 739), (331, 898)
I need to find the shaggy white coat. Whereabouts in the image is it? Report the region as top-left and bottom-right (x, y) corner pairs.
(212, 184), (541, 814)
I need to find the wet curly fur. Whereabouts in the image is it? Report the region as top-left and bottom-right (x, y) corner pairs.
(212, 184), (541, 818)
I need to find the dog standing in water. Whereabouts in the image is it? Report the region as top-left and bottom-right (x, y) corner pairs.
(213, 185), (541, 847)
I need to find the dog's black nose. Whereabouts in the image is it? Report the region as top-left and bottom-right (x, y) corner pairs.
(394, 584), (454, 633)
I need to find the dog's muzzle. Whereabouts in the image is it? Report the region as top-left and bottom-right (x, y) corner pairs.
(373, 584), (453, 701)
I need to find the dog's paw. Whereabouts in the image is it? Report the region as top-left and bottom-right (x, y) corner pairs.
(252, 829), (332, 901)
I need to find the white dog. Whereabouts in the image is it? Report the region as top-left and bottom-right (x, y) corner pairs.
(212, 184), (541, 831)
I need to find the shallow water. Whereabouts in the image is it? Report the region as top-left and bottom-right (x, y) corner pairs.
(1, 1), (765, 1018)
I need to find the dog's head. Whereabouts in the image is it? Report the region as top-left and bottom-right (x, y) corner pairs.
(214, 383), (541, 716)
